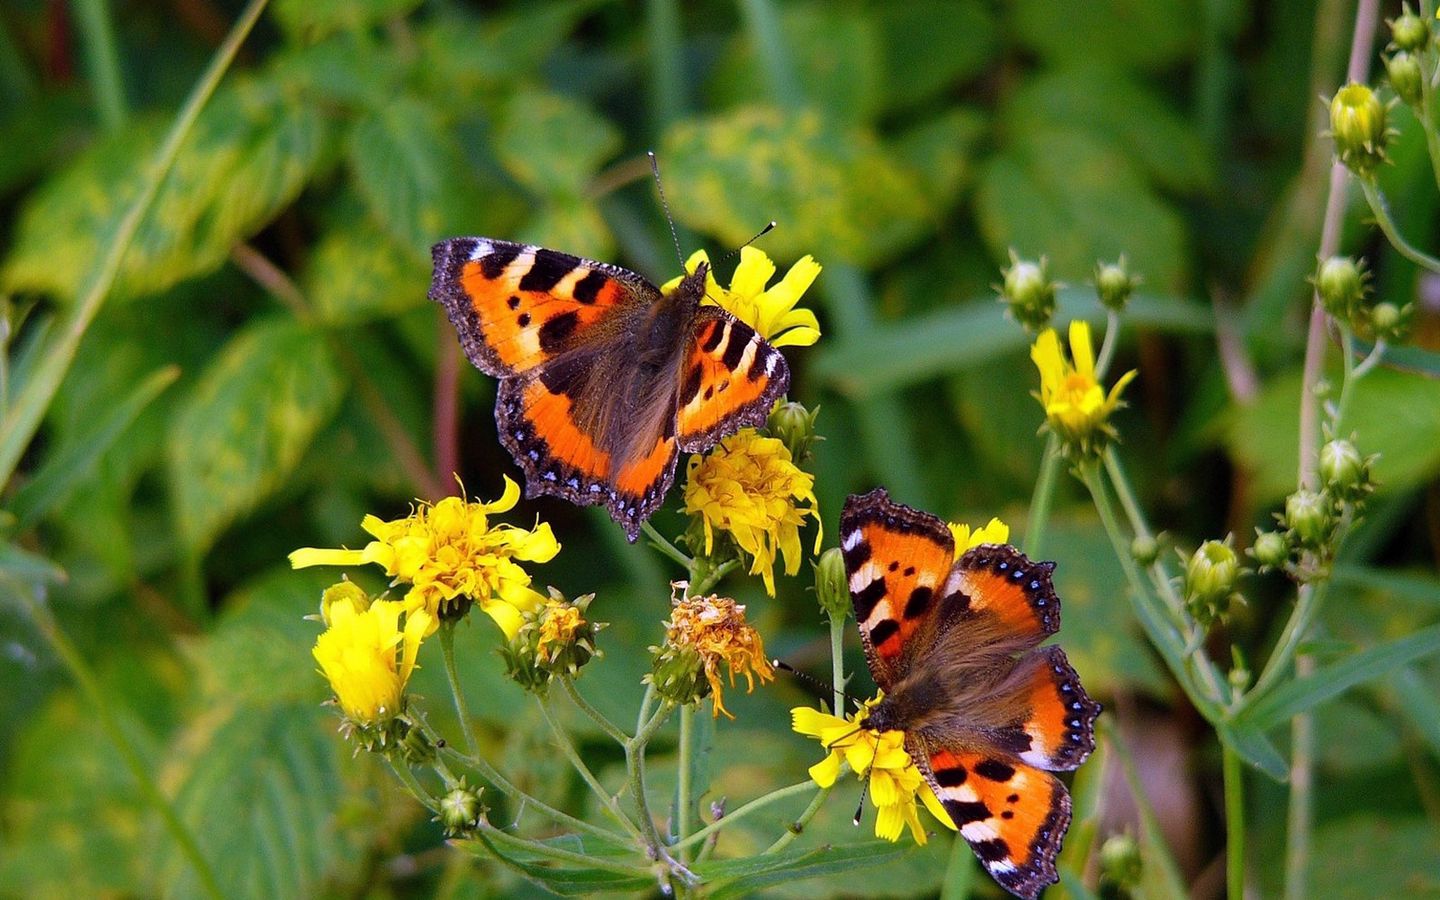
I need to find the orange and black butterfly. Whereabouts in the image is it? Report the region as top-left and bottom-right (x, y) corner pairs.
(840, 488), (1101, 899)
(429, 239), (789, 540)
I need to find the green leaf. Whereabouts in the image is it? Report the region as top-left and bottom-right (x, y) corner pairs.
(455, 833), (650, 895)
(303, 220), (429, 325)
(517, 200), (617, 262)
(1303, 816), (1440, 895)
(3, 77), (328, 303)
(271, 0), (421, 41)
(875, 2), (997, 109)
(698, 841), (914, 899)
(414, 1), (604, 93)
(1009, 0), (1198, 70)
(0, 541), (68, 588)
(1240, 623), (1440, 733)
(1331, 566), (1440, 609)
(1391, 668), (1440, 763)
(893, 108), (988, 211)
(9, 365), (178, 528)
(496, 89), (621, 199)
(166, 317), (346, 552)
(347, 96), (461, 250)
(975, 128), (1189, 291)
(1216, 721), (1289, 782)
(1227, 367), (1440, 503)
(662, 106), (931, 267)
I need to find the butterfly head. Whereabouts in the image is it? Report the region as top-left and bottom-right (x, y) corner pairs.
(669, 260), (710, 308)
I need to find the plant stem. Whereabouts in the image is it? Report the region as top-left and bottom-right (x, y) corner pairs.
(1359, 179), (1440, 274)
(561, 676), (632, 746)
(690, 559), (740, 596)
(763, 784), (832, 853)
(642, 521), (694, 569)
(1023, 435), (1062, 558)
(17, 589), (225, 900)
(677, 704), (694, 859)
(1093, 310), (1122, 379)
(1223, 743), (1247, 900)
(674, 780), (819, 850)
(536, 696), (647, 845)
(1416, 49), (1440, 192)
(439, 623), (479, 756)
(388, 759), (440, 813)
(828, 612), (849, 715)
(1285, 655), (1316, 900)
(0, 0), (270, 490)
(625, 700), (675, 856)
(72, 0), (128, 130)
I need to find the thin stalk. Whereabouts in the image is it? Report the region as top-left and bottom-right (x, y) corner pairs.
(763, 784), (832, 853)
(536, 697), (647, 845)
(72, 0), (128, 130)
(475, 821), (653, 878)
(1416, 50), (1440, 192)
(1093, 310), (1122, 379)
(690, 559), (740, 596)
(1223, 743), (1247, 900)
(561, 676), (632, 746)
(677, 704), (694, 859)
(642, 521), (694, 569)
(1359, 179), (1440, 274)
(19, 592), (225, 899)
(439, 624), (479, 756)
(387, 759), (440, 814)
(674, 779), (818, 850)
(626, 703), (675, 855)
(635, 684), (657, 737)
(1023, 435), (1062, 558)
(828, 612), (849, 716)
(437, 743), (625, 844)
(1285, 656), (1315, 900)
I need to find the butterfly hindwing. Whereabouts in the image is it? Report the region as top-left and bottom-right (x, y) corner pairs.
(840, 488), (957, 687)
(430, 238), (646, 377)
(675, 306), (789, 452)
(912, 739), (1071, 900)
(1010, 646), (1101, 772)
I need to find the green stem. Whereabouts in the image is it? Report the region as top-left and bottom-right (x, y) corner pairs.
(19, 591), (225, 899)
(387, 759), (440, 813)
(536, 696), (647, 845)
(677, 704), (694, 859)
(828, 612), (849, 716)
(642, 521), (694, 569)
(474, 821), (653, 878)
(625, 695), (676, 856)
(561, 676), (632, 746)
(763, 785), (832, 853)
(0, 0), (270, 490)
(690, 558), (740, 596)
(1285, 655), (1316, 900)
(675, 779), (818, 850)
(1246, 574), (1330, 704)
(1416, 51), (1440, 192)
(1359, 179), (1440, 274)
(72, 0), (128, 130)
(439, 623), (479, 756)
(1223, 743), (1247, 900)
(1023, 435), (1062, 558)
(1093, 310), (1122, 379)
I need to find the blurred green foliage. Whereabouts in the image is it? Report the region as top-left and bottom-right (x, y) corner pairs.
(2, 0), (1439, 897)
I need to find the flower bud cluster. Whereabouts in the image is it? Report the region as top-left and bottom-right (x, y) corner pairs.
(1249, 439), (1377, 581)
(501, 589), (603, 692)
(1311, 255), (1412, 343)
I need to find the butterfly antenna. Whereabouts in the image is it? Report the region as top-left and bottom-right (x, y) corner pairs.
(772, 659), (859, 713)
(852, 779), (870, 827)
(718, 221), (777, 264)
(648, 151), (687, 269)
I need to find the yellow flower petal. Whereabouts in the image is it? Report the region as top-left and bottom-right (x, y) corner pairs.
(290, 547), (368, 569)
(730, 246), (777, 298)
(1068, 320), (1096, 380)
(808, 753), (843, 788)
(792, 706), (846, 737)
(920, 784), (957, 831)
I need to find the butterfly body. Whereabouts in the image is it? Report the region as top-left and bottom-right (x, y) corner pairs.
(430, 238), (789, 540)
(841, 488), (1101, 899)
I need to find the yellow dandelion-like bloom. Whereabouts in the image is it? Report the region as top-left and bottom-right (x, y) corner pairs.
(663, 247), (822, 348)
(791, 696), (956, 844)
(948, 517), (1010, 554)
(290, 477), (559, 639)
(653, 590), (775, 718)
(1031, 320), (1137, 455)
(313, 599), (431, 725)
(535, 599), (584, 665)
(684, 429), (822, 596)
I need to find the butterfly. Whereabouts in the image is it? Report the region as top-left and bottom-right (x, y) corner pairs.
(429, 239), (790, 541)
(840, 488), (1101, 899)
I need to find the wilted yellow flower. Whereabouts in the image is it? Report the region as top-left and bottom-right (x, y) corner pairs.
(948, 517), (1010, 553)
(792, 696), (956, 844)
(1031, 320), (1136, 455)
(290, 477), (559, 639)
(665, 247), (822, 348)
(313, 599), (431, 726)
(684, 429), (821, 596)
(649, 590), (774, 718)
(536, 600), (584, 664)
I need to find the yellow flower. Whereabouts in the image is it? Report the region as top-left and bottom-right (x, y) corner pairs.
(290, 477), (559, 639)
(649, 589), (774, 718)
(948, 517), (1010, 553)
(536, 599), (584, 665)
(791, 696), (956, 844)
(313, 599), (431, 725)
(683, 429), (821, 596)
(663, 247), (822, 348)
(1030, 320), (1136, 455)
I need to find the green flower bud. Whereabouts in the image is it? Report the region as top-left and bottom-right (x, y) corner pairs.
(814, 547), (849, 621)
(500, 589), (604, 692)
(1311, 255), (1369, 321)
(648, 644), (709, 708)
(1130, 534), (1160, 567)
(1284, 490), (1332, 548)
(1184, 539), (1241, 624)
(1390, 7), (1431, 52)
(1370, 301), (1413, 344)
(1328, 83), (1392, 175)
(999, 251), (1058, 331)
(318, 580), (370, 626)
(396, 717), (436, 765)
(1094, 257), (1138, 312)
(766, 400), (822, 465)
(1250, 530), (1291, 571)
(437, 783), (484, 836)
(1319, 439), (1369, 497)
(1386, 51), (1424, 107)
(1228, 664), (1252, 694)
(1099, 833), (1143, 889)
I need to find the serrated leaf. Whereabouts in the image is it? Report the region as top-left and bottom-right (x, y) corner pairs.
(975, 129), (1189, 291)
(1010, 0), (1198, 70)
(167, 318), (346, 552)
(271, 0), (421, 41)
(347, 97), (461, 250)
(496, 89), (620, 198)
(662, 106), (930, 267)
(875, 1), (997, 109)
(3, 77), (328, 303)
(303, 221), (429, 325)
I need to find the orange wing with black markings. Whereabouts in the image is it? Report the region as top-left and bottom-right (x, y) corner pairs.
(674, 307), (789, 452)
(840, 487), (957, 687)
(912, 741), (1071, 900)
(1010, 646), (1101, 772)
(943, 544), (1061, 648)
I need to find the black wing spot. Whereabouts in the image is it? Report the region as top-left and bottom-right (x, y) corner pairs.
(975, 759), (1016, 783)
(947, 800), (990, 825)
(868, 618), (900, 647)
(479, 245), (520, 280)
(538, 311), (580, 352)
(679, 365), (703, 407)
(519, 248), (579, 292)
(507, 295), (521, 309)
(972, 838), (1010, 864)
(572, 269), (608, 303)
(934, 766), (967, 787)
(853, 577), (887, 622)
(517, 312), (531, 327)
(721, 328), (748, 370)
(904, 586), (933, 619)
(888, 561), (899, 572)
(701, 322), (726, 352)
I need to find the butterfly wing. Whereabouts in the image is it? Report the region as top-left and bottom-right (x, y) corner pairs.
(942, 545), (1061, 647)
(840, 488), (958, 689)
(674, 306), (790, 453)
(910, 737), (1071, 900)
